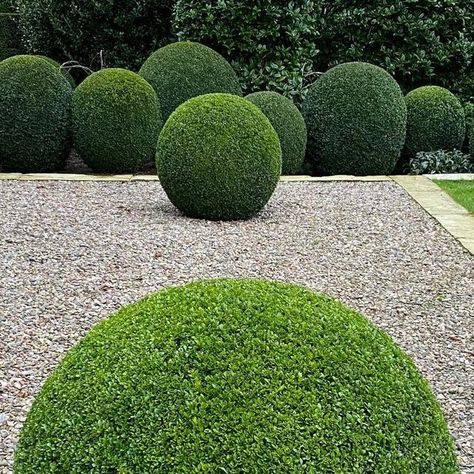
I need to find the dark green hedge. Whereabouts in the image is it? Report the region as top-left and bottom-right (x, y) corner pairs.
(404, 86), (466, 157)
(72, 68), (162, 173)
(0, 1), (22, 60)
(157, 93), (281, 220)
(246, 91), (307, 175)
(15, 279), (459, 473)
(139, 41), (242, 120)
(0, 55), (72, 172)
(302, 62), (407, 176)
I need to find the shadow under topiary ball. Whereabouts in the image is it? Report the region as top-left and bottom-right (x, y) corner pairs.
(14, 279), (459, 473)
(0, 55), (72, 172)
(246, 91), (307, 175)
(157, 93), (282, 220)
(72, 68), (162, 174)
(302, 62), (407, 176)
(139, 41), (242, 120)
(404, 86), (466, 157)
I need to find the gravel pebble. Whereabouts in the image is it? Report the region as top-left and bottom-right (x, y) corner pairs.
(0, 180), (473, 473)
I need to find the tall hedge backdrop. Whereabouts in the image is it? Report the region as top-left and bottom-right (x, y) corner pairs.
(7, 0), (474, 103)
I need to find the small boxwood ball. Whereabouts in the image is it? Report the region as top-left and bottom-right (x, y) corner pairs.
(72, 68), (162, 173)
(139, 41), (242, 120)
(14, 279), (459, 473)
(246, 91), (307, 175)
(0, 55), (72, 172)
(157, 93), (282, 220)
(404, 86), (466, 156)
(302, 62), (407, 175)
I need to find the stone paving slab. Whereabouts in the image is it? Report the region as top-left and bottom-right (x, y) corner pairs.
(426, 173), (474, 181)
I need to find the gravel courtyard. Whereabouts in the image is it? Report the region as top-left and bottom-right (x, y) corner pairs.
(0, 180), (473, 473)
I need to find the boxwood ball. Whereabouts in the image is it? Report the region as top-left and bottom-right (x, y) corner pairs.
(156, 93), (282, 220)
(246, 91), (307, 175)
(72, 68), (162, 173)
(139, 41), (242, 120)
(404, 86), (466, 156)
(302, 62), (407, 176)
(0, 55), (72, 172)
(14, 279), (459, 473)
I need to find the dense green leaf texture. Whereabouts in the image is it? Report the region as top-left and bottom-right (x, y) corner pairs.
(139, 41), (242, 120)
(302, 62), (407, 176)
(0, 1), (23, 60)
(405, 86), (466, 157)
(246, 91), (307, 175)
(0, 55), (72, 172)
(157, 93), (281, 220)
(15, 279), (459, 473)
(72, 68), (162, 173)
(35, 55), (75, 88)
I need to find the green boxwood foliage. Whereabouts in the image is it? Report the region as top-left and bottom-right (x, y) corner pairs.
(15, 278), (459, 473)
(139, 41), (242, 120)
(404, 86), (466, 157)
(0, 55), (72, 172)
(246, 91), (307, 175)
(0, 1), (22, 60)
(157, 93), (281, 220)
(302, 62), (407, 176)
(72, 68), (162, 173)
(35, 55), (75, 88)
(14, 0), (174, 71)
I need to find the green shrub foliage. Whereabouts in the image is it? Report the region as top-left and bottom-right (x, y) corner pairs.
(15, 0), (174, 70)
(302, 62), (407, 176)
(157, 93), (281, 220)
(0, 55), (72, 172)
(140, 41), (242, 120)
(246, 91), (307, 175)
(0, 0), (22, 60)
(404, 86), (466, 157)
(15, 279), (459, 473)
(35, 55), (75, 88)
(173, 0), (474, 102)
(409, 150), (474, 175)
(72, 68), (162, 173)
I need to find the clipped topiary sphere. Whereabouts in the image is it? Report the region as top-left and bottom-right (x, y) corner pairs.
(157, 93), (281, 220)
(302, 62), (407, 176)
(139, 41), (243, 120)
(35, 55), (75, 88)
(72, 68), (163, 173)
(15, 279), (459, 473)
(0, 55), (72, 172)
(246, 91), (307, 175)
(404, 86), (466, 156)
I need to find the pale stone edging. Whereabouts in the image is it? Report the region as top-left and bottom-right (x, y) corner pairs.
(391, 175), (474, 255)
(424, 173), (474, 181)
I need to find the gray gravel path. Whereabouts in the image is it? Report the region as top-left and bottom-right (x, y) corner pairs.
(0, 180), (473, 473)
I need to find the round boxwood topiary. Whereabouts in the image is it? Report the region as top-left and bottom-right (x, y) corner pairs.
(72, 68), (163, 173)
(246, 91), (307, 175)
(404, 86), (466, 156)
(139, 41), (243, 120)
(302, 62), (407, 176)
(15, 278), (459, 473)
(0, 55), (72, 172)
(156, 93), (281, 220)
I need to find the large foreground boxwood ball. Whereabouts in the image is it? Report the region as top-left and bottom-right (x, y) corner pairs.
(246, 91), (307, 175)
(0, 55), (72, 172)
(139, 41), (243, 120)
(302, 62), (407, 176)
(157, 93), (281, 220)
(15, 279), (458, 473)
(404, 86), (466, 156)
(72, 68), (162, 173)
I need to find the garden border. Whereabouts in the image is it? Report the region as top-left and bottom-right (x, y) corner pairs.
(0, 173), (472, 255)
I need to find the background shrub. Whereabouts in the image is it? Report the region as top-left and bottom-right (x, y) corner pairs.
(0, 0), (22, 60)
(409, 150), (474, 175)
(0, 55), (72, 172)
(14, 0), (174, 71)
(246, 91), (306, 175)
(404, 86), (465, 157)
(15, 279), (459, 473)
(302, 62), (407, 176)
(157, 93), (281, 220)
(139, 41), (242, 121)
(72, 68), (162, 174)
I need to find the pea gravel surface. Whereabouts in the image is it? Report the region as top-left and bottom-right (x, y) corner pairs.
(0, 180), (473, 473)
